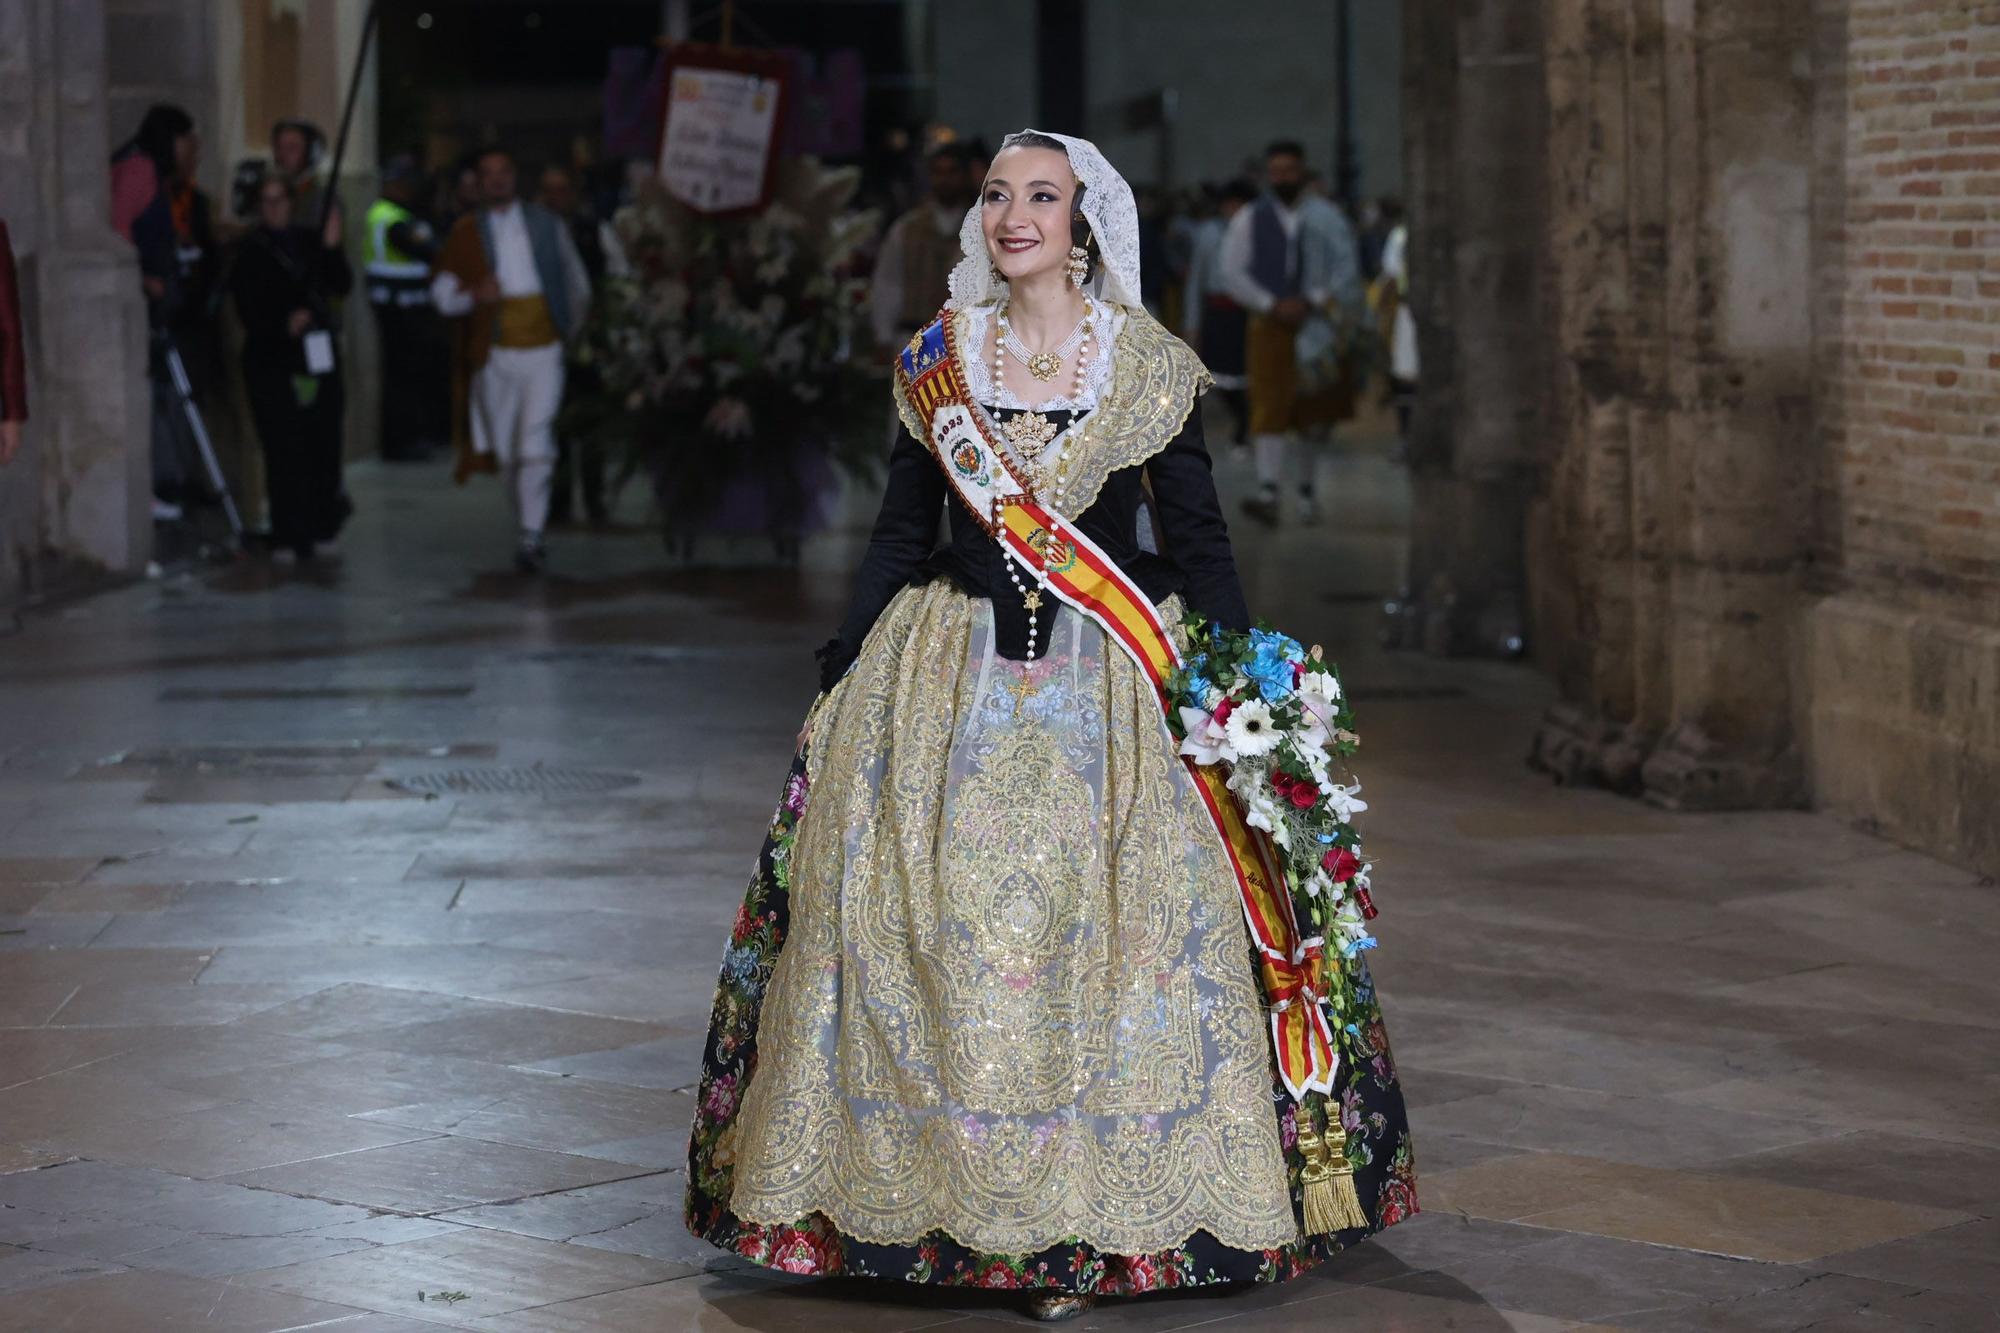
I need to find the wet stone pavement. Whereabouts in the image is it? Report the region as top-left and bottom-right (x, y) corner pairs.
(1, 420), (1996, 1331)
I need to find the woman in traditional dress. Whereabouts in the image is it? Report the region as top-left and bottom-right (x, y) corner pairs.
(685, 131), (1415, 1322)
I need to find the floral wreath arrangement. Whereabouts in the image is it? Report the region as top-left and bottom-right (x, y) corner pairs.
(562, 158), (884, 555)
(1166, 616), (1381, 1230)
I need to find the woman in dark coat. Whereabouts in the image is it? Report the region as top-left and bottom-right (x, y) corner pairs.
(231, 175), (352, 560)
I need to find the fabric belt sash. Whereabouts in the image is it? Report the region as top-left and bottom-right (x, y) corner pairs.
(898, 311), (1338, 1102)
(495, 295), (559, 349)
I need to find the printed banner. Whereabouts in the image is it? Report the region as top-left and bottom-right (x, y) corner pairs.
(655, 45), (788, 215)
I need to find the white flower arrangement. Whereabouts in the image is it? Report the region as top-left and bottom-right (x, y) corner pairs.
(562, 157), (883, 536)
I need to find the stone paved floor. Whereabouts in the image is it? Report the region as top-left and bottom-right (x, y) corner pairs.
(1, 418), (1996, 1331)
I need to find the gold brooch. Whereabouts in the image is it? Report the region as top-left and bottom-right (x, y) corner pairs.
(1001, 410), (1060, 456)
(1026, 350), (1063, 381)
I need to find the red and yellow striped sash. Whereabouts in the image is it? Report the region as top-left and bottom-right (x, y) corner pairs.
(901, 315), (1338, 1100)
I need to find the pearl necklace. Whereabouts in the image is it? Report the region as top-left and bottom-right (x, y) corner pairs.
(996, 298), (1094, 397)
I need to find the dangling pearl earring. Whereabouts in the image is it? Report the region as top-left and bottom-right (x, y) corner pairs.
(1065, 246), (1090, 290)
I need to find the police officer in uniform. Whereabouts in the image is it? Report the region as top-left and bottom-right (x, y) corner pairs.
(364, 156), (446, 460)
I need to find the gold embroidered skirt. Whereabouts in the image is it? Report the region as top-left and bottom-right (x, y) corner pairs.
(727, 581), (1298, 1255)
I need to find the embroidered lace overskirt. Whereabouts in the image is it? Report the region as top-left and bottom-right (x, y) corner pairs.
(685, 583), (1418, 1292)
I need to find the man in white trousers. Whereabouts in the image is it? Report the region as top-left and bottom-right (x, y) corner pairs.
(431, 147), (590, 573)
(1219, 141), (1362, 527)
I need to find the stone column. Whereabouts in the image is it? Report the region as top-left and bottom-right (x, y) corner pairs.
(0, 0), (152, 601)
(1529, 0), (1814, 809)
(1529, 0), (1677, 788)
(1395, 0), (1546, 659)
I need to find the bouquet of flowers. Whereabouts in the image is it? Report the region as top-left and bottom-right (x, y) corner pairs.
(1165, 615), (1378, 1064)
(563, 157), (883, 555)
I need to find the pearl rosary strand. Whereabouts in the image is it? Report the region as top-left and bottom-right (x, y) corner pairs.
(990, 416), (1086, 664)
(988, 297), (1097, 664)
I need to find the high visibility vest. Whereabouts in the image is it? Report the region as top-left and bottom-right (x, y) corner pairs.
(364, 198), (431, 305)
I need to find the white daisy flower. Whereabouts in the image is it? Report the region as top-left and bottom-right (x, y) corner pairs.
(1223, 699), (1281, 758)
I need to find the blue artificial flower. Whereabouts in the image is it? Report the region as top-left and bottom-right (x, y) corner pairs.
(1242, 641), (1297, 703)
(1250, 628), (1306, 662)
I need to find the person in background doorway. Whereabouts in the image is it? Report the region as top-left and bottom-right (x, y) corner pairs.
(1356, 195), (1392, 282)
(1221, 140), (1362, 527)
(112, 104), (219, 522)
(272, 118), (338, 232)
(157, 113), (223, 458)
(1162, 185), (1206, 334)
(0, 219), (25, 467)
(431, 147), (591, 574)
(870, 141), (977, 354)
(231, 175), (353, 562)
(1184, 178), (1257, 450)
(439, 153), (482, 234)
(536, 161), (626, 528)
(365, 155), (446, 461)
(1372, 199), (1417, 455)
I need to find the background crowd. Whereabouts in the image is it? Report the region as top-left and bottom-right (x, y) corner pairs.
(79, 105), (1417, 574)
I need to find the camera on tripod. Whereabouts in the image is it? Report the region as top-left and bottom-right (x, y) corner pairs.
(229, 158), (270, 221)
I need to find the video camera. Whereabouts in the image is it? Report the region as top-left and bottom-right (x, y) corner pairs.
(229, 158), (270, 221)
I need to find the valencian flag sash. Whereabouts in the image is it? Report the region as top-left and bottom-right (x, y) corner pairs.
(897, 312), (1340, 1105)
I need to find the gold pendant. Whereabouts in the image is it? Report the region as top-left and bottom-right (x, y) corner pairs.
(1026, 350), (1063, 381)
(1002, 410), (1060, 455)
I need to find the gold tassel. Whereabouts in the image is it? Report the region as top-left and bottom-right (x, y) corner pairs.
(1297, 1111), (1370, 1235)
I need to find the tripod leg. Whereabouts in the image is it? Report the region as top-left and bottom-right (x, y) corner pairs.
(164, 343), (246, 541)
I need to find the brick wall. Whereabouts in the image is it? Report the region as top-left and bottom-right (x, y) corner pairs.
(1818, 0), (2000, 617)
(1805, 0), (2000, 876)
(1483, 0), (2000, 869)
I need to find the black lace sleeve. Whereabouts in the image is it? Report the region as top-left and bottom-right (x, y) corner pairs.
(1145, 408), (1251, 632)
(821, 424), (948, 688)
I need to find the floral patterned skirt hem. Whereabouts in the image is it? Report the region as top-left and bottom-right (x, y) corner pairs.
(685, 721), (1418, 1297)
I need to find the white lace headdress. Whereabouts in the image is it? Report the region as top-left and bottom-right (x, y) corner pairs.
(946, 129), (1143, 312)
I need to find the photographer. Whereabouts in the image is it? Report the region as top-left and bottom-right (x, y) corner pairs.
(230, 174), (352, 561)
(112, 104), (222, 520)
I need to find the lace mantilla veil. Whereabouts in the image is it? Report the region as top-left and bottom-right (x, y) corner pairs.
(946, 129), (1144, 312)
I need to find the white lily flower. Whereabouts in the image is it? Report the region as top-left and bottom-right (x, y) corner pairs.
(1296, 669), (1342, 749)
(1303, 745), (1333, 787)
(1323, 781), (1368, 822)
(1178, 706), (1228, 765)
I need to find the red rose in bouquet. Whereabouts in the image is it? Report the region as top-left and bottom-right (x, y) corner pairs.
(1321, 847), (1361, 882)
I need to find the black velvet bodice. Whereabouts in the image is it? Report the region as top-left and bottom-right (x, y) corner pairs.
(819, 405), (1249, 689)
